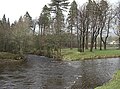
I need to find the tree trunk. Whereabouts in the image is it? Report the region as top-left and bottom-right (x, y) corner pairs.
(77, 24), (80, 51)
(70, 25), (73, 50)
(100, 30), (102, 50)
(103, 42), (107, 50)
(85, 29), (89, 49)
(90, 32), (94, 52)
(94, 37), (97, 49)
(77, 33), (80, 51)
(119, 36), (120, 49)
(82, 36), (85, 52)
(104, 36), (109, 50)
(79, 32), (82, 52)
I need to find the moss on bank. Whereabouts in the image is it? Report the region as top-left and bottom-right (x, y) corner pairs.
(95, 70), (120, 89)
(62, 49), (120, 61)
(0, 52), (25, 64)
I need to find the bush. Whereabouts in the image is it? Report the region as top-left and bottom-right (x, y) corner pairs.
(0, 52), (24, 60)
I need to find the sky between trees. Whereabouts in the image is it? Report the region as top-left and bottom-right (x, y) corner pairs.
(0, 0), (118, 23)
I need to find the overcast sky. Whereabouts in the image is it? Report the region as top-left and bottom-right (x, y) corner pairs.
(0, 0), (118, 23)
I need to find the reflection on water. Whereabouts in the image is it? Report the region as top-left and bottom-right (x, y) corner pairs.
(0, 55), (120, 89)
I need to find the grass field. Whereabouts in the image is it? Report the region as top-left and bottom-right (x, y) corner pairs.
(95, 70), (120, 89)
(62, 48), (120, 61)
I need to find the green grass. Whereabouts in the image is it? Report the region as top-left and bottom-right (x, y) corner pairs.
(62, 48), (120, 61)
(95, 70), (120, 89)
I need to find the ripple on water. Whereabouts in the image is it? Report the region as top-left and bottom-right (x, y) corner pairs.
(0, 56), (120, 89)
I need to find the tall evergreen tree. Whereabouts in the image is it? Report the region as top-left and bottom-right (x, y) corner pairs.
(39, 5), (50, 36)
(23, 11), (33, 28)
(1, 14), (11, 52)
(38, 5), (51, 56)
(67, 0), (78, 50)
(49, 0), (69, 59)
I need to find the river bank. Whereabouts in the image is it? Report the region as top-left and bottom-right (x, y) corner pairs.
(0, 52), (25, 64)
(62, 49), (120, 61)
(95, 70), (120, 89)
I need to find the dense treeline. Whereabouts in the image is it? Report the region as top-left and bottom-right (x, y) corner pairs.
(0, 0), (120, 60)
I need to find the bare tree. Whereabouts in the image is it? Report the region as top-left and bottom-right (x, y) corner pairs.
(101, 7), (116, 50)
(114, 2), (120, 49)
(78, 4), (89, 52)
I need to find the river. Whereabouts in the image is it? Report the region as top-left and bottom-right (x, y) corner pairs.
(0, 55), (120, 89)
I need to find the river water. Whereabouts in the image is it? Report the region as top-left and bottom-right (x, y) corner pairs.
(0, 55), (120, 89)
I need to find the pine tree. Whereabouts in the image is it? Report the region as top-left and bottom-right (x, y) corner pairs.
(24, 12), (32, 27)
(39, 5), (50, 35)
(1, 14), (10, 52)
(38, 5), (51, 56)
(67, 0), (78, 50)
(49, 0), (69, 59)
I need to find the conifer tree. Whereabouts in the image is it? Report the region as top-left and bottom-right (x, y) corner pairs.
(49, 0), (69, 59)
(67, 0), (78, 50)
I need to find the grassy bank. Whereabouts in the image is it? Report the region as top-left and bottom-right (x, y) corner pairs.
(95, 70), (120, 89)
(0, 52), (25, 64)
(62, 49), (120, 61)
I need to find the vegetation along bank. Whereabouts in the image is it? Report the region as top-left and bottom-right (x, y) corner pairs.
(95, 70), (120, 89)
(0, 0), (120, 60)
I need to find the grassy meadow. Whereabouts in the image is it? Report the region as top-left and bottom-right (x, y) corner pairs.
(62, 48), (120, 61)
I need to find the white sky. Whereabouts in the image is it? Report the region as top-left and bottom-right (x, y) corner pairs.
(0, 0), (118, 23)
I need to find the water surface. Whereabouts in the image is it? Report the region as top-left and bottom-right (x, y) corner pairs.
(0, 55), (120, 89)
